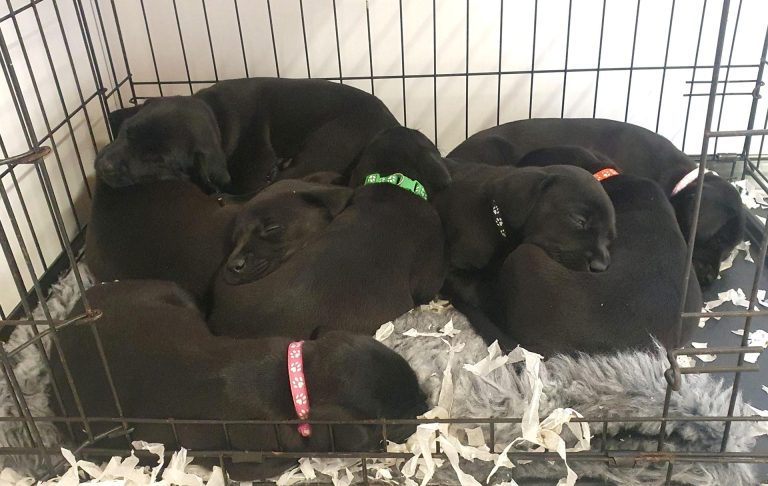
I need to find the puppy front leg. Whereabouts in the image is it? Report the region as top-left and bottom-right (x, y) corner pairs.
(228, 124), (282, 193)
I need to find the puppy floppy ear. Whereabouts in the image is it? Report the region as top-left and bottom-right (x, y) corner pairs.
(300, 184), (354, 217)
(108, 105), (145, 135)
(493, 170), (555, 229)
(192, 146), (231, 193)
(188, 98), (231, 192)
(302, 171), (346, 185)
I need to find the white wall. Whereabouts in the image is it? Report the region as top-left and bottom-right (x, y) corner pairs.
(109, 0), (768, 154)
(1, 0), (767, 314)
(0, 0), (111, 315)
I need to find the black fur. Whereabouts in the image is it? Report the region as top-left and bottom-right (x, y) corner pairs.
(448, 118), (746, 287)
(97, 78), (400, 194)
(209, 127), (449, 338)
(97, 96), (230, 193)
(85, 179), (239, 306)
(435, 160), (616, 275)
(457, 146), (702, 356)
(50, 280), (427, 481)
(223, 178), (354, 284)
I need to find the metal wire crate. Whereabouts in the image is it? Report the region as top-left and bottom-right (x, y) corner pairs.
(1, 0), (768, 484)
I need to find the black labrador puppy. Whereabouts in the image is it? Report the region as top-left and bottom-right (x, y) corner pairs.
(85, 179), (238, 305)
(96, 78), (400, 194)
(460, 146), (702, 356)
(86, 175), (349, 307)
(222, 177), (355, 282)
(435, 157), (615, 327)
(448, 118), (745, 287)
(51, 280), (427, 480)
(435, 155), (615, 278)
(208, 127), (450, 338)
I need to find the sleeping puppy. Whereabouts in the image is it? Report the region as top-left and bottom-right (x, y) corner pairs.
(209, 127), (450, 338)
(461, 146), (701, 356)
(435, 159), (615, 275)
(96, 96), (231, 193)
(435, 158), (615, 324)
(448, 118), (745, 287)
(86, 174), (351, 307)
(96, 78), (400, 194)
(85, 179), (239, 305)
(223, 177), (354, 283)
(51, 280), (427, 480)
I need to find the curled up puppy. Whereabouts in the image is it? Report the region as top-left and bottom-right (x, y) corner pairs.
(50, 280), (427, 481)
(449, 118), (745, 287)
(435, 157), (616, 323)
(85, 177), (239, 306)
(460, 146), (702, 355)
(96, 78), (400, 194)
(209, 127), (450, 338)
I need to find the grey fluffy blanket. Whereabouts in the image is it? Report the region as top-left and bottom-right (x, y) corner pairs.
(0, 266), (762, 485)
(382, 306), (760, 485)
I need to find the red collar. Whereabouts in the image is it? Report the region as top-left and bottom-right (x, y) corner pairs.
(593, 167), (620, 182)
(287, 341), (311, 437)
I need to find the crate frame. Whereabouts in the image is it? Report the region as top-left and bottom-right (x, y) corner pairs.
(1, 0), (768, 484)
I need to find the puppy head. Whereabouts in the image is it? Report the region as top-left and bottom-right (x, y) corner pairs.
(95, 97), (230, 193)
(495, 165), (616, 272)
(308, 332), (428, 449)
(224, 178), (353, 285)
(350, 127), (451, 197)
(671, 174), (745, 286)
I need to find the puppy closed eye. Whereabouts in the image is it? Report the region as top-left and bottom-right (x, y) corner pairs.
(260, 224), (284, 239)
(570, 215), (588, 230)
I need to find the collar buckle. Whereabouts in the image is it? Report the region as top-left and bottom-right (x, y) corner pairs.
(593, 167), (620, 182)
(364, 172), (428, 200)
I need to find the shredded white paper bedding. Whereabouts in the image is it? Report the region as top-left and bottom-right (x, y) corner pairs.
(734, 179), (768, 210)
(272, 315), (591, 486)
(4, 252), (767, 485)
(1, 442), (226, 486)
(731, 329), (768, 364)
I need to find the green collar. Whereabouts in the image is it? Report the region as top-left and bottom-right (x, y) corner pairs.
(363, 173), (428, 201)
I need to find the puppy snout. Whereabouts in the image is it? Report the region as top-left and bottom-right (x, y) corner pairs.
(97, 156), (117, 174)
(589, 250), (610, 272)
(694, 260), (718, 287)
(227, 255), (247, 273)
(96, 156), (128, 185)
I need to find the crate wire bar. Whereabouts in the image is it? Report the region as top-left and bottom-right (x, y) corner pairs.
(0, 0), (767, 485)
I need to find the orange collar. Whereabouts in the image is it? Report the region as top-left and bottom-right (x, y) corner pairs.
(593, 167), (619, 182)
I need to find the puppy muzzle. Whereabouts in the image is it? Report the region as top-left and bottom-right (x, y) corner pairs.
(96, 156), (132, 187)
(693, 259), (719, 287)
(589, 250), (611, 272)
(224, 255), (272, 285)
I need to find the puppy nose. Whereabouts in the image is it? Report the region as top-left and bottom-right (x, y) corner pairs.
(97, 157), (123, 182)
(694, 261), (718, 287)
(589, 251), (610, 272)
(227, 256), (247, 273)
(97, 156), (116, 173)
